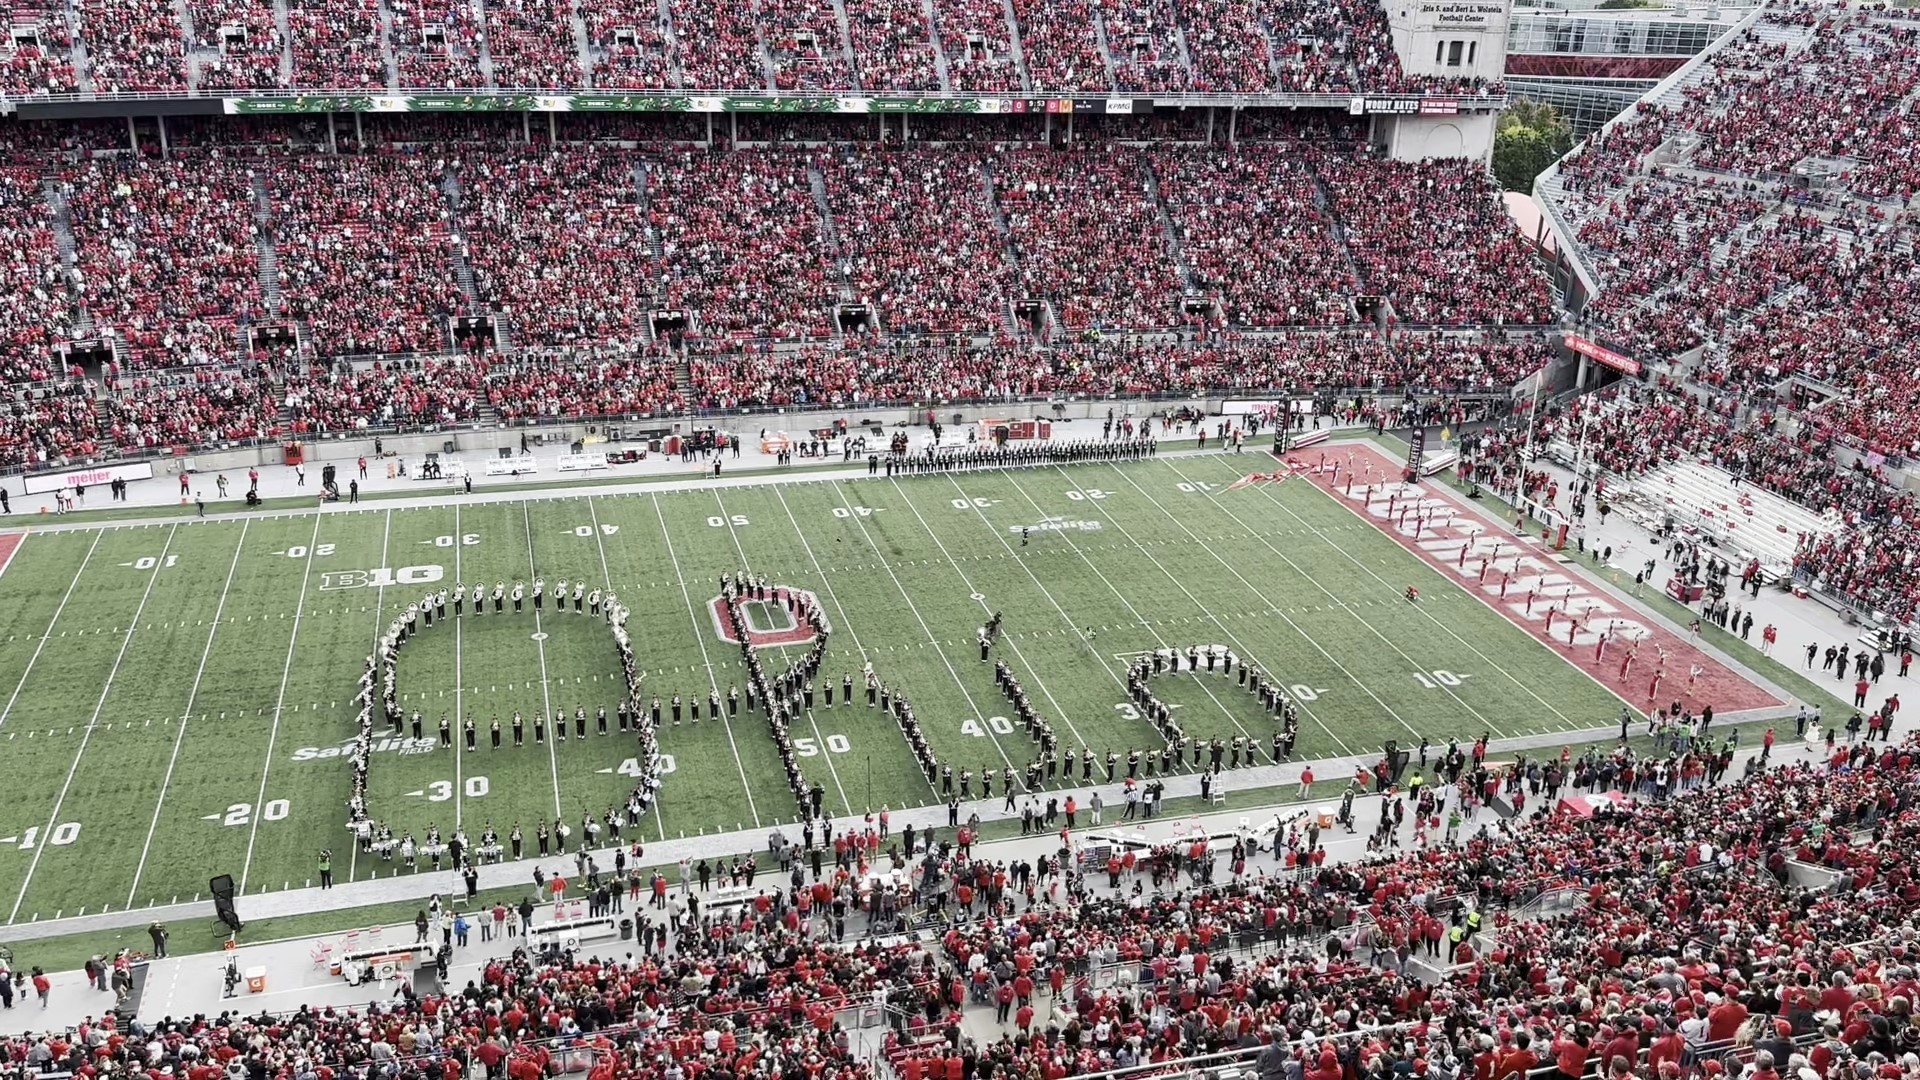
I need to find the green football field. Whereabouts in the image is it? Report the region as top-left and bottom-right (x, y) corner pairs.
(0, 453), (1633, 924)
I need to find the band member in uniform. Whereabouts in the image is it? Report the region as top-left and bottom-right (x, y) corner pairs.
(651, 696), (663, 727)
(464, 716), (477, 752)
(941, 763), (953, 795)
(512, 580), (525, 613)
(708, 690), (721, 721)
(490, 716), (502, 749)
(671, 694), (683, 725)
(491, 581), (505, 614)
(573, 582), (585, 612)
(512, 711), (525, 747)
(533, 578), (544, 611)
(618, 700), (632, 731)
(533, 711), (546, 745)
(574, 705), (587, 740)
(596, 706), (608, 736)
(728, 686), (739, 717)
(439, 714), (452, 748)
(454, 582), (465, 617)
(411, 710), (424, 741)
(472, 581), (485, 615)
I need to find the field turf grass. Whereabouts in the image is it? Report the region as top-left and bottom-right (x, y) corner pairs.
(0, 453), (1640, 925)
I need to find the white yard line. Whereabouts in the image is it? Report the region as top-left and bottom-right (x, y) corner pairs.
(1091, 463), (1432, 746)
(769, 486), (940, 803)
(126, 519), (251, 906)
(520, 503), (565, 822)
(349, 508), (393, 884)
(892, 475), (1096, 751)
(0, 532), (104, 735)
(714, 491), (852, 817)
(649, 493), (762, 828)
(9, 524), (179, 923)
(586, 495), (667, 843)
(238, 515), (323, 895)
(824, 483), (1018, 773)
(453, 505), (465, 831)
(1183, 456), (1564, 733)
(993, 470), (1284, 751)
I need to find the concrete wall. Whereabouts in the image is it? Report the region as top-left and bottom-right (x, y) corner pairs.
(120, 398), (1242, 478)
(1384, 111), (1501, 162)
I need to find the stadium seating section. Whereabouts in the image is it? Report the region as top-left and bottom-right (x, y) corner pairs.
(1518, 6), (1920, 623)
(0, 114), (1560, 470)
(5, 736), (1918, 1080)
(0, 0), (1506, 97)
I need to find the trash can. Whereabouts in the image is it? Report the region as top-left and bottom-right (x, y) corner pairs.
(443, 440), (455, 455)
(619, 918), (633, 941)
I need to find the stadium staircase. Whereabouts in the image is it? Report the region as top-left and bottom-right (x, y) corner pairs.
(744, 0), (781, 91)
(43, 176), (91, 338)
(998, 0), (1033, 91)
(250, 174), (284, 318)
(828, 0), (860, 87)
(974, 160), (1030, 339)
(272, 0), (295, 85)
(1087, 14), (1121, 90)
(567, 1), (595, 86)
(1620, 457), (1837, 575)
(1140, 154), (1202, 297)
(473, 1), (500, 89)
(654, 0), (688, 87)
(375, 0), (402, 89)
(922, 0), (955, 92)
(673, 355), (693, 395)
(805, 164), (859, 319)
(439, 170), (486, 314)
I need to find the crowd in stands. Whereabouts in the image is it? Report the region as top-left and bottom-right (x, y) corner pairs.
(78, 0), (189, 92)
(0, 0), (1510, 96)
(63, 156), (266, 368)
(845, 0), (943, 91)
(484, 0), (585, 88)
(0, 4), (77, 95)
(1322, 156), (1556, 327)
(286, 0), (390, 89)
(9, 728), (1918, 1080)
(1097, 0), (1188, 92)
(1151, 145), (1356, 327)
(650, 151), (837, 341)
(580, 0), (676, 88)
(191, 0), (288, 92)
(819, 148), (1020, 337)
(666, 0), (771, 89)
(932, 0), (1024, 91)
(266, 154), (467, 356)
(0, 130), (1551, 363)
(994, 147), (1188, 331)
(391, 0), (488, 90)
(456, 148), (657, 349)
(1548, 8), (1920, 455)
(1006, 0), (1111, 91)
(761, 0), (860, 90)
(0, 167), (73, 381)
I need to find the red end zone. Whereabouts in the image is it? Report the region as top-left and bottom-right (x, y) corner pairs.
(1289, 444), (1785, 716)
(0, 533), (23, 580)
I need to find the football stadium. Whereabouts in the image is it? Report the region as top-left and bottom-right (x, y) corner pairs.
(0, 3), (1915, 1080)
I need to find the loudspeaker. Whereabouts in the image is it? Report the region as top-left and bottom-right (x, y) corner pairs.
(210, 874), (243, 933)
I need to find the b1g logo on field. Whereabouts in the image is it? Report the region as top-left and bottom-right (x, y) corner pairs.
(708, 587), (825, 647)
(320, 566), (446, 591)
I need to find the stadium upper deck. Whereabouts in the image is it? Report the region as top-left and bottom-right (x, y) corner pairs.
(0, 0), (1503, 100)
